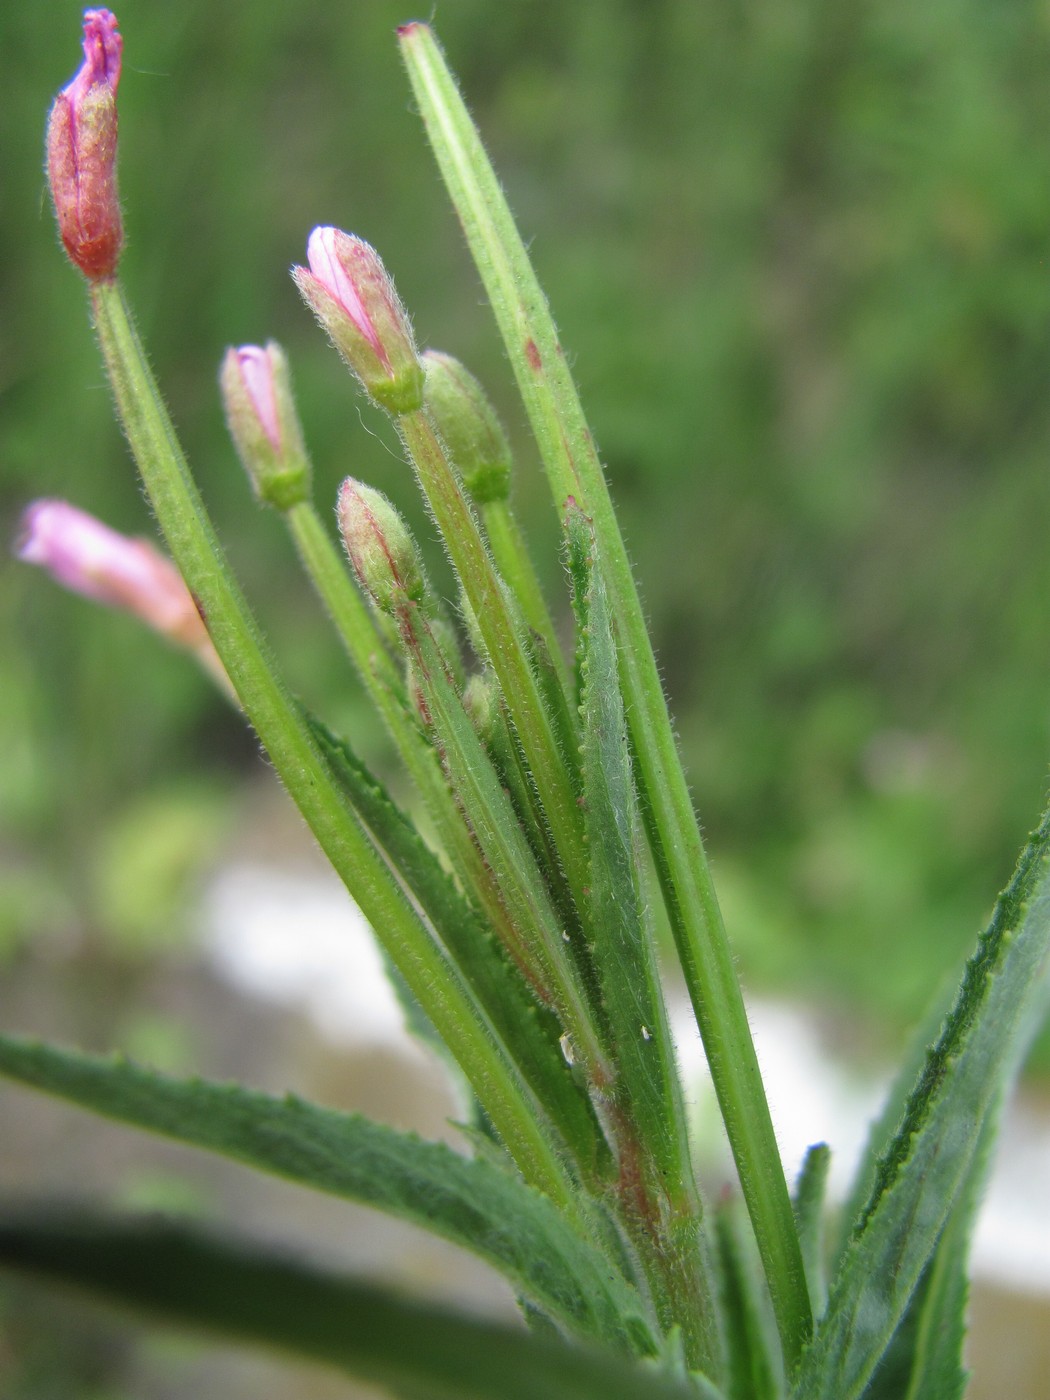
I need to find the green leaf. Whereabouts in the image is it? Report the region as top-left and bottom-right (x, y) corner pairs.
(0, 1036), (654, 1354)
(835, 977), (958, 1266)
(792, 1145), (831, 1318)
(567, 505), (719, 1374)
(715, 1200), (782, 1400)
(0, 1209), (718, 1400)
(307, 709), (608, 1177)
(793, 807), (1050, 1400)
(857, 1110), (991, 1400)
(566, 508), (694, 1203)
(878, 1109), (994, 1400)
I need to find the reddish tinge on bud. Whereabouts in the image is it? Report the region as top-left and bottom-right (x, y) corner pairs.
(46, 9), (124, 280)
(337, 478), (426, 616)
(220, 342), (311, 510)
(293, 228), (425, 416)
(16, 500), (230, 692)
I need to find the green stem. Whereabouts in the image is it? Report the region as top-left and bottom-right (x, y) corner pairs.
(285, 499), (402, 694)
(482, 496), (572, 697)
(405, 612), (613, 1093)
(89, 277), (579, 1219)
(398, 26), (811, 1368)
(397, 408), (591, 915)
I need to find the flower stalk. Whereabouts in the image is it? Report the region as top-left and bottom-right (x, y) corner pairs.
(422, 349), (571, 695)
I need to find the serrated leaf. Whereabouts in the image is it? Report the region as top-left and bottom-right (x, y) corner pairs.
(857, 1109), (991, 1400)
(0, 1036), (654, 1354)
(898, 1110), (994, 1400)
(835, 977), (958, 1265)
(307, 709), (607, 1175)
(566, 503), (693, 1205)
(793, 809), (1050, 1400)
(567, 506), (721, 1374)
(0, 1209), (718, 1400)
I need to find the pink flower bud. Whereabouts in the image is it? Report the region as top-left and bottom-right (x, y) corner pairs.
(46, 9), (124, 281)
(17, 500), (230, 691)
(220, 342), (311, 510)
(292, 228), (425, 416)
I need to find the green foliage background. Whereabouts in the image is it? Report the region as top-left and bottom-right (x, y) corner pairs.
(5, 0), (1050, 1055)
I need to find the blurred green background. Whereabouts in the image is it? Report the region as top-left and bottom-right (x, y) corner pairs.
(6, 1), (1050, 1394)
(5, 0), (1050, 1051)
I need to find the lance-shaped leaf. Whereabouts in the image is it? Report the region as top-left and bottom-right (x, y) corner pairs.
(835, 977), (959, 1266)
(859, 1109), (996, 1400)
(0, 1209), (721, 1400)
(793, 808), (1050, 1400)
(566, 504), (694, 1209)
(567, 504), (720, 1374)
(894, 1115), (993, 1400)
(0, 1036), (654, 1354)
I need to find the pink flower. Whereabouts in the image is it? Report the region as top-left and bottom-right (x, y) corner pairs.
(231, 346), (282, 451)
(17, 500), (231, 692)
(46, 9), (124, 281)
(305, 228), (384, 359)
(292, 228), (424, 415)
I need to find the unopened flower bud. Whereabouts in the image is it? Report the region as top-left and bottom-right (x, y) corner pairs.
(337, 479), (426, 615)
(220, 342), (311, 510)
(293, 228), (425, 416)
(16, 499), (229, 691)
(46, 9), (123, 281)
(422, 351), (512, 504)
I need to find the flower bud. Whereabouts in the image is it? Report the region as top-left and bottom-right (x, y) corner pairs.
(16, 499), (229, 691)
(337, 479), (426, 615)
(422, 351), (512, 505)
(220, 342), (311, 510)
(293, 228), (425, 416)
(46, 9), (123, 281)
